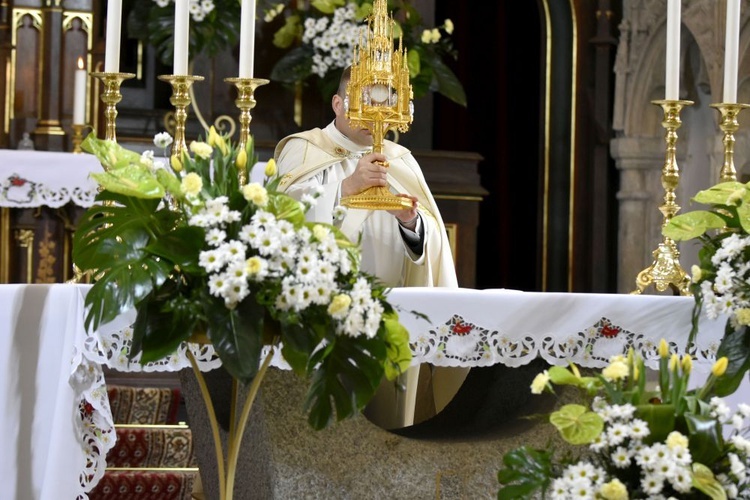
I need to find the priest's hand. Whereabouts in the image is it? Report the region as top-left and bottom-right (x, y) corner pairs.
(341, 152), (388, 197)
(388, 194), (419, 230)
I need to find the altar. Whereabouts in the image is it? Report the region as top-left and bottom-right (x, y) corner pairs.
(1, 282), (744, 499)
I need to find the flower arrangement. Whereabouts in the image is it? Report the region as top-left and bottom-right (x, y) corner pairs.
(73, 128), (412, 430)
(663, 181), (750, 397)
(262, 0), (466, 105)
(497, 345), (750, 499)
(127, 0), (242, 67)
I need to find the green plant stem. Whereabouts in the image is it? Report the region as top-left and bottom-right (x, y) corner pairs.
(225, 347), (275, 500)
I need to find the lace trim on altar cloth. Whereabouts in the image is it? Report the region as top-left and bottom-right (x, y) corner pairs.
(0, 173), (99, 208)
(410, 314), (721, 368)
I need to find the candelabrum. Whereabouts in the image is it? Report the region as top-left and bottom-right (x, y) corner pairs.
(632, 99), (694, 296)
(710, 102), (750, 183)
(158, 75), (205, 160)
(224, 77), (269, 184)
(90, 72), (135, 142)
(71, 124), (88, 153)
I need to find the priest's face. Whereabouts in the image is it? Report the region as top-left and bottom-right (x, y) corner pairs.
(332, 93), (373, 147)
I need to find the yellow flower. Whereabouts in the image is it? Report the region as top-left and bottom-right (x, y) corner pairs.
(430, 28), (441, 43)
(181, 173), (203, 196)
(669, 353), (680, 372)
(207, 126), (228, 155)
(736, 308), (750, 326)
(421, 29), (431, 44)
(691, 264), (702, 283)
(190, 141), (213, 160)
(712, 356), (729, 377)
(242, 182), (268, 207)
(666, 430), (689, 449)
(245, 256), (264, 276)
(170, 155), (183, 172)
(236, 148), (248, 170)
(328, 294), (352, 318)
(659, 338), (669, 358)
(602, 360), (628, 381)
(444, 18), (454, 34)
(599, 478), (628, 500)
(265, 158), (277, 177)
(681, 354), (692, 374)
(530, 371), (550, 394)
(313, 224), (330, 242)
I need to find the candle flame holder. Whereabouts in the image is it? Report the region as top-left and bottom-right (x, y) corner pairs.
(71, 124), (90, 154)
(224, 77), (270, 184)
(158, 74), (205, 160)
(632, 99), (694, 296)
(90, 72), (135, 142)
(710, 102), (750, 183)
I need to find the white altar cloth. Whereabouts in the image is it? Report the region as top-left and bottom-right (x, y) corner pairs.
(0, 283), (740, 499)
(0, 150), (101, 208)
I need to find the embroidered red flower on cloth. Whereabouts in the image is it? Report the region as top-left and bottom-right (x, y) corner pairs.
(451, 320), (472, 336)
(9, 175), (26, 187)
(600, 323), (621, 338)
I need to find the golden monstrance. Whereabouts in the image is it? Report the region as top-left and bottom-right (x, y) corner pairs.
(340, 0), (415, 210)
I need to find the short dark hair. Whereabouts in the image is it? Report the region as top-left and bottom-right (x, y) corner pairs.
(337, 66), (352, 97)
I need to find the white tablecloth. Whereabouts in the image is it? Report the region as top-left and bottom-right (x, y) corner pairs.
(0, 284), (741, 499)
(0, 150), (102, 208)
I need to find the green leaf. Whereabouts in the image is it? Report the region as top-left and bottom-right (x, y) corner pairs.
(270, 45), (314, 84)
(714, 323), (750, 396)
(81, 133), (143, 170)
(310, 0), (345, 15)
(691, 462), (728, 500)
(269, 192), (306, 225)
(407, 48), (421, 79)
(91, 166), (165, 199)
(497, 447), (552, 500)
(693, 181), (745, 205)
(382, 311), (412, 380)
(549, 404), (603, 444)
(685, 412), (724, 465)
(428, 55), (467, 107)
(272, 15), (302, 49)
(134, 290), (195, 363)
(663, 211), (726, 241)
(144, 226), (204, 273)
(737, 201), (750, 233)
(203, 293), (265, 385)
(635, 403), (675, 443)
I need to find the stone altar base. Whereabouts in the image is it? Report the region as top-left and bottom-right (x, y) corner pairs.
(179, 363), (568, 500)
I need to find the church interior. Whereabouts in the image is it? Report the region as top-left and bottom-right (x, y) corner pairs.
(2, 0), (750, 499)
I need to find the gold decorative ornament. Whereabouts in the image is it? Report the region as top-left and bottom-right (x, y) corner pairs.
(710, 102), (750, 183)
(71, 123), (88, 153)
(340, 0), (414, 210)
(632, 99), (693, 296)
(90, 72), (136, 142)
(224, 77), (270, 184)
(158, 74), (205, 160)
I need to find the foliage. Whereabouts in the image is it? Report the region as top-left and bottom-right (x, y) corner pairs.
(73, 129), (412, 430)
(261, 0), (466, 105)
(498, 346), (750, 499)
(664, 181), (750, 396)
(127, 0), (242, 67)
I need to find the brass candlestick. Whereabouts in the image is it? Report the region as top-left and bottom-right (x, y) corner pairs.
(632, 99), (694, 296)
(224, 77), (270, 184)
(90, 72), (135, 142)
(158, 75), (205, 160)
(71, 124), (88, 153)
(340, 0), (414, 210)
(710, 102), (750, 183)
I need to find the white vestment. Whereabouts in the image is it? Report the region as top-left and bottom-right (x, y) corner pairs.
(275, 122), (457, 288)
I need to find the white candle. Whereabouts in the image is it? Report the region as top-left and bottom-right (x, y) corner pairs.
(665, 0), (681, 100)
(73, 57), (87, 125)
(724, 0), (741, 103)
(174, 0), (190, 75)
(239, 0), (256, 78)
(104, 0), (122, 73)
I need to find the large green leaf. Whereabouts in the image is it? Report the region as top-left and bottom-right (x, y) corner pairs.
(305, 335), (385, 430)
(685, 412), (724, 465)
(270, 46), (313, 84)
(145, 226), (205, 273)
(693, 181), (745, 205)
(636, 403), (675, 443)
(692, 463), (728, 500)
(134, 291), (196, 363)
(497, 447), (552, 500)
(549, 404), (603, 445)
(91, 166), (165, 199)
(663, 211), (727, 241)
(427, 53), (467, 107)
(203, 294), (265, 385)
(81, 133), (142, 170)
(713, 323), (750, 396)
(382, 311), (412, 380)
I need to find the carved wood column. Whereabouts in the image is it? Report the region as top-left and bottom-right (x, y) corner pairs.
(32, 0), (66, 151)
(0, 1), (10, 148)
